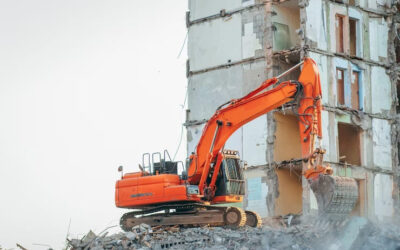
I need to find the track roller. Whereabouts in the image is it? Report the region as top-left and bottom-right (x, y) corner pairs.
(245, 210), (262, 228)
(223, 207), (246, 227)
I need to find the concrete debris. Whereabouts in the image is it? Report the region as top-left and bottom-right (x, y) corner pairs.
(67, 217), (400, 250)
(351, 221), (400, 250)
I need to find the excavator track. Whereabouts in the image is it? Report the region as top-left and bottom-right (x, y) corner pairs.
(310, 175), (358, 217)
(120, 203), (255, 231)
(245, 210), (262, 228)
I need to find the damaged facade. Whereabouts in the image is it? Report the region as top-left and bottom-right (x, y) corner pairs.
(186, 0), (400, 222)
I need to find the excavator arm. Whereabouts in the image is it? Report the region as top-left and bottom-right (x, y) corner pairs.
(188, 58), (358, 215)
(188, 58), (323, 189)
(187, 78), (298, 185)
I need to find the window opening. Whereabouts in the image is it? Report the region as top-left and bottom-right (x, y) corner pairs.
(351, 71), (360, 110)
(338, 123), (361, 166)
(336, 68), (345, 105)
(336, 15), (345, 53)
(349, 18), (357, 56)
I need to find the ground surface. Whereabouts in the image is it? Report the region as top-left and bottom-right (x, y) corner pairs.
(68, 217), (400, 250)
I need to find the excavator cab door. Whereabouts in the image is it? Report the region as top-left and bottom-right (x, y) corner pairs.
(215, 151), (245, 197)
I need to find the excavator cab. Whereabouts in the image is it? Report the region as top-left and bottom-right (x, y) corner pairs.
(214, 150), (245, 197)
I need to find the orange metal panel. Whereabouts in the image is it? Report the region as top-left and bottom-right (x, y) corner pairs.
(123, 172), (144, 179)
(115, 173), (199, 208)
(212, 195), (243, 204)
(297, 58), (322, 158)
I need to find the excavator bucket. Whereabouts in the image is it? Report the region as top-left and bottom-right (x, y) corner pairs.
(310, 175), (359, 216)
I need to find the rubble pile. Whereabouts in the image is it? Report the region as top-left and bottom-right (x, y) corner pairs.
(352, 222), (400, 250)
(67, 217), (400, 250)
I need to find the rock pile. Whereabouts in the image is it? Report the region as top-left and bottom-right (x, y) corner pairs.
(67, 217), (400, 250)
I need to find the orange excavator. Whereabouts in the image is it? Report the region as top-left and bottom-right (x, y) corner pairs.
(115, 58), (359, 231)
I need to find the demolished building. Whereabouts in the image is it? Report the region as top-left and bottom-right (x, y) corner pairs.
(185, 0), (400, 222)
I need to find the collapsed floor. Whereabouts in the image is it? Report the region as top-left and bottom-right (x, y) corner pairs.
(68, 216), (400, 250)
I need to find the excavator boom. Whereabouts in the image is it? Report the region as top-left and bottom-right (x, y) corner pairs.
(188, 78), (299, 190)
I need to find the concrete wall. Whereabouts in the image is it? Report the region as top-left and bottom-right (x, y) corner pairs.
(369, 17), (389, 62)
(188, 65), (244, 121)
(372, 118), (392, 170)
(188, 0), (242, 21)
(305, 0), (328, 50)
(188, 15), (243, 71)
(186, 1), (269, 165)
(374, 173), (394, 221)
(370, 66), (391, 114)
(188, 3), (265, 73)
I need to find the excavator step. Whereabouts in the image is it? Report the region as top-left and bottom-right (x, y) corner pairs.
(310, 175), (359, 217)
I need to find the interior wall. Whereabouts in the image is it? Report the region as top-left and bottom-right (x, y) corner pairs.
(272, 1), (300, 51)
(351, 179), (366, 216)
(273, 112), (303, 215)
(275, 169), (303, 215)
(338, 123), (361, 165)
(273, 113), (302, 162)
(244, 169), (269, 218)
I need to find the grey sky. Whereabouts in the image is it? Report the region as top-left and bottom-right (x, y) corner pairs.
(0, 1), (188, 249)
